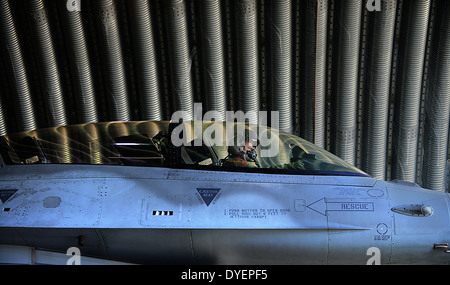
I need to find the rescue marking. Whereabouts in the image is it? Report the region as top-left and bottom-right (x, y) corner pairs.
(307, 198), (374, 216)
(328, 202), (374, 211)
(0, 189), (18, 203)
(196, 188), (221, 207)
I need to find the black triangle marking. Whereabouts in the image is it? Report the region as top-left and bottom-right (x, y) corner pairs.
(0, 189), (18, 203)
(196, 188), (221, 207)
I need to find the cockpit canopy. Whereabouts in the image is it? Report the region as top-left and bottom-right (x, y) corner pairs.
(0, 121), (368, 177)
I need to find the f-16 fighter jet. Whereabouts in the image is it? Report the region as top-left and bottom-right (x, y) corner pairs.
(0, 120), (448, 264)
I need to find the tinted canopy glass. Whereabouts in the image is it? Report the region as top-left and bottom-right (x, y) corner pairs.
(0, 121), (368, 177)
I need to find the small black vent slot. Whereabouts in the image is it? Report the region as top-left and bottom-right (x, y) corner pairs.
(152, 210), (173, 216)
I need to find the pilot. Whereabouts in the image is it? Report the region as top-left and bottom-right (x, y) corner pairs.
(152, 131), (169, 158)
(222, 141), (260, 168)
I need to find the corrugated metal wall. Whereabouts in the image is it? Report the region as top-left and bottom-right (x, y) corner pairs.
(0, 0), (449, 191)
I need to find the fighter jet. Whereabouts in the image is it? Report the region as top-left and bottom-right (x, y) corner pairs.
(0, 120), (448, 264)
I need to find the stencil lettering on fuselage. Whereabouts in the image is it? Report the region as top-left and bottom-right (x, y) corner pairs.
(0, 189), (17, 203)
(307, 198), (375, 216)
(196, 188), (221, 207)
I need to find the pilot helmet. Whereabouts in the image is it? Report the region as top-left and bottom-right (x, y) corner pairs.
(291, 146), (305, 159)
(228, 145), (243, 157)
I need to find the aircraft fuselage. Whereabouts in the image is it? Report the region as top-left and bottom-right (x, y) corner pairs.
(0, 164), (448, 264)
